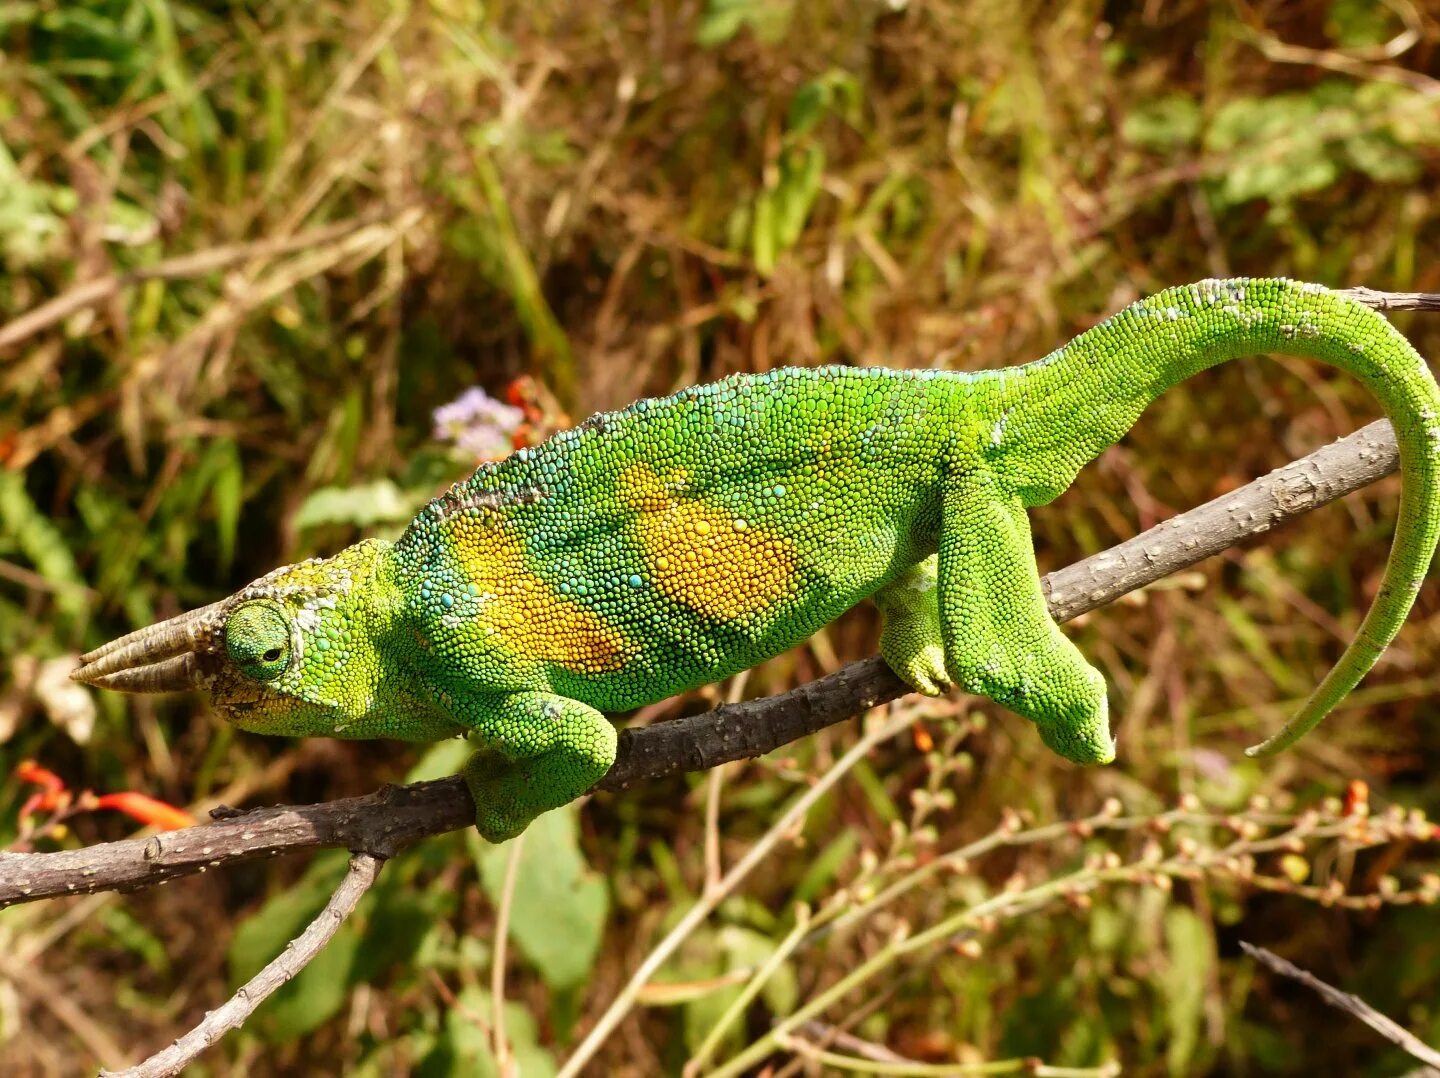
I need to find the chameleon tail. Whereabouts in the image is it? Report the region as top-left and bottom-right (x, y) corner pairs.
(992, 277), (1440, 757)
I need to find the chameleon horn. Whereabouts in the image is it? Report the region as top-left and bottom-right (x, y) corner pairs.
(72, 600), (228, 685)
(82, 651), (206, 694)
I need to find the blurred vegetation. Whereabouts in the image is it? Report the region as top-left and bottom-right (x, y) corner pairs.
(3, 0), (1440, 1073)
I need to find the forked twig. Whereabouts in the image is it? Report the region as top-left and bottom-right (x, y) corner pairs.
(100, 853), (386, 1078)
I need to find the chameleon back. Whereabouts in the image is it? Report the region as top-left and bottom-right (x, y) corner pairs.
(393, 366), (976, 710)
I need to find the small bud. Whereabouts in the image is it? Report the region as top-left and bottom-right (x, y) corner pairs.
(1279, 854), (1310, 884)
(953, 938), (983, 959)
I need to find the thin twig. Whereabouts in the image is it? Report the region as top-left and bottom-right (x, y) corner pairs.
(491, 833), (525, 1077)
(0, 954), (133, 1070)
(1240, 941), (1440, 1072)
(0, 418), (1409, 911)
(557, 706), (925, 1078)
(0, 213), (395, 353)
(101, 853), (385, 1078)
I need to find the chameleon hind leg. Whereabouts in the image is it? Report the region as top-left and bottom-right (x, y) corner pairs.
(874, 555), (952, 696)
(460, 691), (618, 843)
(935, 477), (1116, 764)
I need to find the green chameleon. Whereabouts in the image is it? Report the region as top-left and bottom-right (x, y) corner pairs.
(73, 278), (1440, 842)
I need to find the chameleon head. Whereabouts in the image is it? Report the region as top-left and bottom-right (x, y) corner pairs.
(71, 539), (410, 738)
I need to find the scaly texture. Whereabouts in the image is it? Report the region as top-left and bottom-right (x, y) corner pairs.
(73, 279), (1440, 842)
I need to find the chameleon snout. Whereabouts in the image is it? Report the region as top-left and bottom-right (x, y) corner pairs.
(71, 600), (228, 693)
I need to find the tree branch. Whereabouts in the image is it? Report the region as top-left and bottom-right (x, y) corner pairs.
(100, 853), (385, 1078)
(0, 419), (1404, 909)
(1241, 941), (1440, 1073)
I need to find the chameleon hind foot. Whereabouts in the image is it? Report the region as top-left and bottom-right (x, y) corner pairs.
(461, 691), (618, 843)
(875, 556), (953, 696)
(937, 480), (1116, 765)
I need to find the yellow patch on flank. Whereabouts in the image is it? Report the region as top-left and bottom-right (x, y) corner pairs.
(449, 521), (633, 675)
(618, 462), (798, 620)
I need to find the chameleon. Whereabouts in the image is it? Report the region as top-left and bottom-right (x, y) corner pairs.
(72, 278), (1440, 843)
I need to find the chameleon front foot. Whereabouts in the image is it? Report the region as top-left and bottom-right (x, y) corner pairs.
(875, 556), (953, 696)
(461, 691), (618, 843)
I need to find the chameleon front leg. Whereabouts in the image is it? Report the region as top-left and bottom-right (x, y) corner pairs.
(874, 555), (952, 696)
(460, 691), (618, 843)
(935, 477), (1116, 764)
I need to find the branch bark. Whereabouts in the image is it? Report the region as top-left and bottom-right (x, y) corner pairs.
(0, 418), (1403, 909)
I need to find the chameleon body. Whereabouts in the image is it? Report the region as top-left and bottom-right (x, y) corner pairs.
(73, 279), (1440, 842)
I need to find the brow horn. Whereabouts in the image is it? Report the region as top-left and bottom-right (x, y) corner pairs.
(72, 600), (228, 690)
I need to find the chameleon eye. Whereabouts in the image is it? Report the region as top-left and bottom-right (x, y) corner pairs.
(224, 601), (292, 682)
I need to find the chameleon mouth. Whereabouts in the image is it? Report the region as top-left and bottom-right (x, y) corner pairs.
(71, 600), (228, 693)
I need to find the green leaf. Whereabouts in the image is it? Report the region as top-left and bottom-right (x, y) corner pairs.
(418, 986), (556, 1078)
(787, 80), (830, 138)
(293, 479), (428, 531)
(787, 72), (859, 137)
(1344, 130), (1421, 184)
(791, 830), (857, 905)
(474, 803), (609, 991)
(1161, 906), (1213, 1075)
(752, 187), (778, 275)
(696, 0), (794, 48)
(0, 471), (87, 620)
(773, 144), (825, 249)
(1326, 0), (1401, 48)
(752, 144), (824, 275)
(407, 737), (475, 782)
(208, 439), (243, 575)
(1205, 92), (1338, 207)
(1121, 94), (1202, 151)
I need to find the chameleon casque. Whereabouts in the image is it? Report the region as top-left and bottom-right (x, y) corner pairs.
(73, 278), (1440, 842)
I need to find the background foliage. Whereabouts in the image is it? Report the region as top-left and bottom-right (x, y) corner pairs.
(2, 0), (1440, 1073)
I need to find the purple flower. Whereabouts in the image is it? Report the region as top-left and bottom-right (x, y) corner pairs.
(432, 387), (525, 461)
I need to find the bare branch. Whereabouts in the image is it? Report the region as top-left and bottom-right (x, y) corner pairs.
(1335, 287), (1440, 312)
(101, 853), (386, 1078)
(0, 418), (1406, 909)
(1241, 941), (1440, 1073)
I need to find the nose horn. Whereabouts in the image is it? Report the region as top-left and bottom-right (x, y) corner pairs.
(72, 600), (228, 688)
(82, 652), (207, 694)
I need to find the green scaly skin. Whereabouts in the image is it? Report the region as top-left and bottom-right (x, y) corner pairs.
(72, 279), (1440, 842)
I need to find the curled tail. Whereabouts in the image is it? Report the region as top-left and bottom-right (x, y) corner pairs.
(996, 277), (1440, 756)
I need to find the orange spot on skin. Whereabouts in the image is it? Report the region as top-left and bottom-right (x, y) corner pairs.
(618, 463), (798, 620)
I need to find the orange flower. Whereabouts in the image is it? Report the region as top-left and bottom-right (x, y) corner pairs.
(911, 723), (935, 753)
(91, 792), (196, 831)
(14, 760), (65, 793)
(1343, 779), (1370, 818)
(15, 760), (70, 821)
